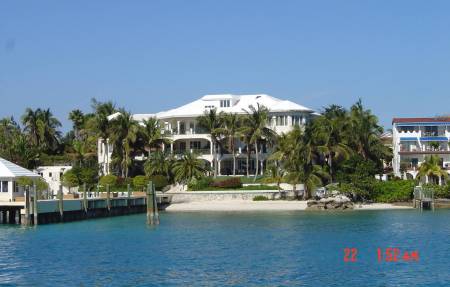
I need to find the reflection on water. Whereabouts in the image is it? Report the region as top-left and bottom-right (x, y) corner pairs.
(0, 210), (449, 286)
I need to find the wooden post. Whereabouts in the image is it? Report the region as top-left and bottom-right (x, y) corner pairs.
(58, 184), (64, 221)
(147, 181), (159, 225)
(106, 184), (111, 212)
(127, 184), (131, 207)
(24, 186), (31, 226)
(33, 183), (38, 225)
(83, 183), (88, 213)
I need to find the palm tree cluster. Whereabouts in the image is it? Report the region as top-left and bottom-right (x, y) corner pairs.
(269, 100), (392, 199)
(1, 98), (395, 197)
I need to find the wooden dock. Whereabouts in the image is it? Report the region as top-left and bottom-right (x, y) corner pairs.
(413, 186), (435, 211)
(0, 192), (171, 225)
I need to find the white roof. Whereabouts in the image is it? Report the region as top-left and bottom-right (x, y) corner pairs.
(155, 94), (314, 119)
(0, 158), (40, 178)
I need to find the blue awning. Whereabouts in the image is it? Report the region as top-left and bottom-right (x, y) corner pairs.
(420, 137), (449, 141)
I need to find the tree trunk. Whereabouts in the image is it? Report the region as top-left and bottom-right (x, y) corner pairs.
(254, 142), (259, 182)
(212, 139), (217, 178)
(246, 146), (250, 177)
(329, 153), (333, 184)
(232, 153), (236, 176)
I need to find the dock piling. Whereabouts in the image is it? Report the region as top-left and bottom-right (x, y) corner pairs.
(24, 186), (31, 226)
(58, 185), (64, 221)
(83, 183), (88, 213)
(147, 181), (159, 225)
(33, 184), (38, 225)
(106, 184), (111, 212)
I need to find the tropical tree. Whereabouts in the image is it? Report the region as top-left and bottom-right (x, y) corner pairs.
(110, 110), (139, 178)
(241, 104), (276, 181)
(312, 109), (351, 183)
(172, 152), (208, 185)
(140, 117), (171, 156)
(89, 98), (116, 175)
(417, 155), (448, 185)
(68, 109), (85, 140)
(197, 109), (221, 177)
(21, 108), (41, 147)
(144, 150), (174, 181)
(265, 164), (285, 194)
(218, 112), (241, 175)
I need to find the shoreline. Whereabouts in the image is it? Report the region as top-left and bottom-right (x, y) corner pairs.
(164, 200), (413, 212)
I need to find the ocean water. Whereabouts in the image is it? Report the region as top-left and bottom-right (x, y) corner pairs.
(0, 210), (449, 286)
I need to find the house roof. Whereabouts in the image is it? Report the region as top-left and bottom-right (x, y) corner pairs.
(155, 94), (314, 119)
(392, 117), (450, 124)
(0, 158), (40, 178)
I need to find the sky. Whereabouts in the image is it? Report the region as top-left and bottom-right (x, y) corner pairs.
(1, 0), (450, 131)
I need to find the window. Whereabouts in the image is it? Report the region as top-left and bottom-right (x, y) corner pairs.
(1, 181), (8, 193)
(292, 115), (303, 126)
(190, 141), (201, 149)
(49, 172), (52, 178)
(220, 100), (230, 108)
(276, 116), (287, 126)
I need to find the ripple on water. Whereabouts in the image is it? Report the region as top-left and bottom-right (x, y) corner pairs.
(0, 210), (449, 286)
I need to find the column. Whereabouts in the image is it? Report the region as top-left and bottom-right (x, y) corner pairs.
(218, 160), (222, 176)
(170, 143), (174, 153)
(260, 160), (264, 175)
(177, 121), (180, 135)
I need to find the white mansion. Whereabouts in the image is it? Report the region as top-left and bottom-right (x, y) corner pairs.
(392, 117), (450, 182)
(98, 94), (316, 176)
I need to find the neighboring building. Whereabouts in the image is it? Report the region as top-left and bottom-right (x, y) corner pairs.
(0, 157), (40, 202)
(99, 94), (316, 176)
(35, 166), (72, 196)
(392, 117), (450, 181)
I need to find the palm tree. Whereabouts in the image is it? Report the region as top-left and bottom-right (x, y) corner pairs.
(241, 104), (276, 181)
(39, 108), (62, 152)
(265, 164), (285, 194)
(140, 117), (171, 157)
(197, 109), (221, 177)
(172, 152), (208, 186)
(21, 108), (41, 147)
(110, 110), (139, 178)
(418, 155), (448, 185)
(69, 109), (85, 140)
(144, 150), (174, 181)
(218, 112), (241, 175)
(90, 99), (116, 174)
(312, 115), (351, 183)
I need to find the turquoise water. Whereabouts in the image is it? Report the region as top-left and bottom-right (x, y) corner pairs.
(1, 210), (450, 286)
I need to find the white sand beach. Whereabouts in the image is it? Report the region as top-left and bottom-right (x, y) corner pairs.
(164, 200), (412, 212)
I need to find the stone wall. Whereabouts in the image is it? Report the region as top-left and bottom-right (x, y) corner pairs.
(166, 190), (286, 203)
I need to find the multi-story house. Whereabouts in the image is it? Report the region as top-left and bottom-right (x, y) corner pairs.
(392, 117), (450, 182)
(98, 94), (316, 176)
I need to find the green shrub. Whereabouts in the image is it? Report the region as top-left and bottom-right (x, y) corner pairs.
(423, 184), (450, 199)
(188, 177), (213, 191)
(253, 195), (269, 201)
(99, 175), (117, 189)
(62, 170), (80, 188)
(211, 177), (242, 189)
(372, 180), (415, 203)
(133, 175), (149, 191)
(149, 175), (169, 191)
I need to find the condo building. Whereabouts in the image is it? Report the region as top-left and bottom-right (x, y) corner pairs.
(392, 117), (450, 181)
(98, 94), (316, 176)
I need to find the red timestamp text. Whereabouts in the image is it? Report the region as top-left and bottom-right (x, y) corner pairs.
(343, 247), (419, 263)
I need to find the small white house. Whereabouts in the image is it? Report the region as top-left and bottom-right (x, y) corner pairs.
(35, 166), (72, 197)
(0, 157), (41, 202)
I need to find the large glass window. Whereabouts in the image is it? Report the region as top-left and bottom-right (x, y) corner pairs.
(276, 116), (287, 126)
(1, 181), (8, 193)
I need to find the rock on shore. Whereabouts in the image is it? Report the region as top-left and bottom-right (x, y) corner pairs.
(306, 195), (354, 210)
